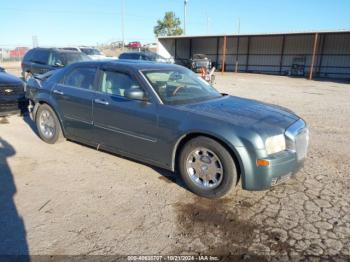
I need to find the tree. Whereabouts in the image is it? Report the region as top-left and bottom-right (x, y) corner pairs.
(154, 12), (183, 37)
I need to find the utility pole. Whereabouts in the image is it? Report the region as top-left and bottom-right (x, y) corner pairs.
(184, 0), (188, 35)
(32, 35), (38, 48)
(206, 12), (211, 34)
(121, 0), (125, 51)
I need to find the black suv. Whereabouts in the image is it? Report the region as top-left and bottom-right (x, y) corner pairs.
(21, 48), (90, 80)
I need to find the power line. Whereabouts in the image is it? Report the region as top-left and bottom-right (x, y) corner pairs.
(0, 7), (151, 19)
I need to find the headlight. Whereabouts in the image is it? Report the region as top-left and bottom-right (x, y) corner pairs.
(265, 134), (286, 155)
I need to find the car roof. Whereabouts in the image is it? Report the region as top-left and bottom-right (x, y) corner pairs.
(70, 60), (184, 71)
(119, 51), (158, 56)
(30, 47), (80, 54)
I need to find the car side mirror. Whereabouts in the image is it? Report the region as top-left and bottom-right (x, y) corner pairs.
(125, 88), (147, 101)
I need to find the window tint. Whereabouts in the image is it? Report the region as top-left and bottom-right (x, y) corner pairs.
(60, 52), (90, 65)
(141, 54), (152, 61)
(62, 48), (79, 51)
(63, 67), (96, 89)
(100, 71), (141, 97)
(48, 52), (64, 66)
(80, 48), (102, 55)
(119, 53), (140, 60)
(143, 69), (221, 105)
(23, 49), (35, 62)
(33, 50), (49, 64)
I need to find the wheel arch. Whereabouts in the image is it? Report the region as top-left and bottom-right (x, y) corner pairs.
(34, 100), (66, 137)
(172, 132), (244, 184)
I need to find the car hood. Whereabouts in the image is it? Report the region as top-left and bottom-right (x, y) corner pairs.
(177, 95), (299, 133)
(0, 72), (23, 87)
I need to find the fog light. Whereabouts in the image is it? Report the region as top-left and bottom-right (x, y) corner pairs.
(256, 159), (270, 167)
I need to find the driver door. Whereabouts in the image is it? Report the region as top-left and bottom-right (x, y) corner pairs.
(92, 67), (160, 161)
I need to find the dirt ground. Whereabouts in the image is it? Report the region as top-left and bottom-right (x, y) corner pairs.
(0, 72), (349, 259)
(1, 61), (21, 76)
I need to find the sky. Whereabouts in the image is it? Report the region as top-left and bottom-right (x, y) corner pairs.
(1, 0), (350, 48)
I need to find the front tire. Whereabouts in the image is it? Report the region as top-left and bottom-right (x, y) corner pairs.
(36, 104), (64, 144)
(178, 136), (237, 198)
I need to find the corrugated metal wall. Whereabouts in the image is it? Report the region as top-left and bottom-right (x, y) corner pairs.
(159, 32), (350, 79)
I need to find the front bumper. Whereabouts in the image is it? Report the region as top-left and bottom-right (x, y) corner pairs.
(239, 119), (309, 191)
(0, 96), (28, 116)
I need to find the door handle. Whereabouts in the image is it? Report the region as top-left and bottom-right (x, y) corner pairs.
(94, 98), (109, 105)
(53, 90), (64, 95)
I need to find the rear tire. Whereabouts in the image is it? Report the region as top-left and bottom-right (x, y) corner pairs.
(36, 104), (64, 144)
(178, 136), (237, 198)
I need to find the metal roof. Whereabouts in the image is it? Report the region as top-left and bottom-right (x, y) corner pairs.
(158, 29), (350, 39)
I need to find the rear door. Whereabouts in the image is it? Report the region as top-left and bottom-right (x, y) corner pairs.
(52, 65), (97, 142)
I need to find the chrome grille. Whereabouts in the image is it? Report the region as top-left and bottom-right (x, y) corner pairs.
(295, 128), (309, 160)
(285, 119), (309, 161)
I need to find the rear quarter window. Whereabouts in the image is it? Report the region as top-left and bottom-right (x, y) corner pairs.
(23, 49), (35, 61)
(33, 50), (50, 64)
(63, 67), (97, 90)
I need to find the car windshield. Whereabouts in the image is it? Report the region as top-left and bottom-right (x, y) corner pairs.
(60, 53), (90, 65)
(80, 48), (102, 55)
(143, 69), (222, 105)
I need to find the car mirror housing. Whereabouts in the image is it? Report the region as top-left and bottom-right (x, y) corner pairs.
(125, 88), (147, 101)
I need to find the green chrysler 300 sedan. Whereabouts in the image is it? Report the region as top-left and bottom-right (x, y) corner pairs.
(26, 60), (309, 198)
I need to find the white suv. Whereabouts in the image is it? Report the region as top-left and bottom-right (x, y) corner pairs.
(62, 47), (110, 60)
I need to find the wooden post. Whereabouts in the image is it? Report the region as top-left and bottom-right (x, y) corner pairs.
(309, 33), (319, 80)
(221, 35), (227, 74)
(215, 37), (220, 68)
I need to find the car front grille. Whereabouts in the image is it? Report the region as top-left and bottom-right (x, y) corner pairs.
(295, 128), (309, 160)
(0, 85), (24, 96)
(285, 119), (309, 161)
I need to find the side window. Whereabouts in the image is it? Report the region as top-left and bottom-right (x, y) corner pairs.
(48, 52), (64, 66)
(34, 50), (49, 64)
(141, 54), (150, 61)
(133, 54), (141, 60)
(100, 71), (141, 97)
(119, 54), (129, 59)
(63, 67), (96, 89)
(23, 50), (34, 62)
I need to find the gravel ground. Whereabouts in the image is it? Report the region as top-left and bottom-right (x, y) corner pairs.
(0, 73), (349, 259)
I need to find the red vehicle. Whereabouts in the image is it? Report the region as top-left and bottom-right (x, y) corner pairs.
(127, 41), (141, 49)
(10, 47), (28, 58)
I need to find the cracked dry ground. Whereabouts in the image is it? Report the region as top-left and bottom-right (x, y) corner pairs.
(0, 74), (349, 258)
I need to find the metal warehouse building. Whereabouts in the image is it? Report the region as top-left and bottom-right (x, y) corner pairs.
(158, 30), (350, 79)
